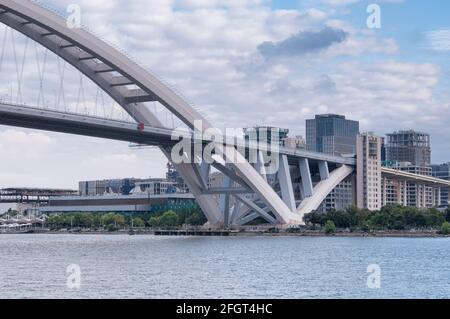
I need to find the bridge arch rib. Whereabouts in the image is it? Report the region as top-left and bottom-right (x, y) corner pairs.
(0, 0), (210, 130)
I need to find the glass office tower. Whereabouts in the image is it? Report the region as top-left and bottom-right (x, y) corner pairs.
(306, 114), (360, 156)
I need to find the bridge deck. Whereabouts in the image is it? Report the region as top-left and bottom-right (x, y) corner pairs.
(0, 103), (356, 166)
(3, 103), (450, 187)
(381, 167), (450, 187)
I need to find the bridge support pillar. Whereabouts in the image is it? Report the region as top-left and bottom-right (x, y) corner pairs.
(319, 161), (330, 180)
(299, 158), (313, 198)
(219, 173), (233, 227)
(256, 151), (267, 182)
(278, 155), (296, 211)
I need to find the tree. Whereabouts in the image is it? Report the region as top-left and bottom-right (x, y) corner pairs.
(132, 217), (145, 228)
(79, 213), (94, 228)
(46, 215), (63, 229)
(412, 211), (427, 228)
(445, 209), (450, 223)
(114, 214), (126, 227)
(1, 209), (18, 217)
(360, 222), (370, 232)
(159, 211), (179, 228)
(390, 211), (406, 230)
(102, 213), (117, 226)
(303, 211), (325, 226)
(101, 213), (125, 228)
(441, 221), (450, 235)
(327, 209), (352, 228)
(424, 209), (445, 228)
(347, 206), (370, 228)
(148, 216), (161, 228)
(369, 212), (389, 229)
(185, 210), (207, 226)
(107, 224), (118, 232)
(92, 214), (103, 228)
(176, 208), (190, 225)
(324, 220), (336, 234)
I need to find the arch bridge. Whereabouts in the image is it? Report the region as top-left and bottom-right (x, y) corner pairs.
(0, 0), (356, 227)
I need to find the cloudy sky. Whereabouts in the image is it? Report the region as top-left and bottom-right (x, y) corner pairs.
(0, 0), (449, 192)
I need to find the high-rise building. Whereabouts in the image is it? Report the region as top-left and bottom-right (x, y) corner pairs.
(356, 132), (382, 211)
(386, 130), (431, 167)
(319, 176), (355, 212)
(306, 114), (359, 156)
(385, 130), (434, 208)
(432, 163), (450, 207)
(306, 115), (359, 212)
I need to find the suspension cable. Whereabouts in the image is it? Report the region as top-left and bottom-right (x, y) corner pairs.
(0, 26), (7, 75)
(34, 42), (48, 108)
(11, 28), (28, 104)
(55, 56), (67, 111)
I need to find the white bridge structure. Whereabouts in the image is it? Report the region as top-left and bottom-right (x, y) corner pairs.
(0, 1), (448, 227)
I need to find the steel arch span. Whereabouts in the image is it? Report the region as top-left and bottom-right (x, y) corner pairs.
(0, 0), (355, 227)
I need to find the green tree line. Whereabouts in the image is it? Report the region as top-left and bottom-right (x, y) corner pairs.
(304, 204), (450, 232)
(45, 207), (206, 231)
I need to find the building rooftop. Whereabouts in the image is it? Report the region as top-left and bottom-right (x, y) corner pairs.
(315, 114), (346, 119)
(387, 130), (429, 136)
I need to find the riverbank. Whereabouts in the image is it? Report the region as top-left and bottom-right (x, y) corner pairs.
(1, 228), (449, 238)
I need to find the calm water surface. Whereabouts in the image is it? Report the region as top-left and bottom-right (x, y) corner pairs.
(1, 234), (450, 298)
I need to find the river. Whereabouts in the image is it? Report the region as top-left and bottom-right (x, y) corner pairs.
(1, 234), (449, 298)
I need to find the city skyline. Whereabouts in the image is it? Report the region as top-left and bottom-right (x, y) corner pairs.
(0, 0), (449, 190)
